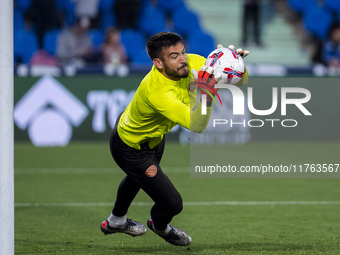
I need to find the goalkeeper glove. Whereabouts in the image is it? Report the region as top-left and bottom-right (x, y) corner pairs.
(217, 44), (250, 58)
(191, 65), (222, 105)
(218, 44), (250, 87)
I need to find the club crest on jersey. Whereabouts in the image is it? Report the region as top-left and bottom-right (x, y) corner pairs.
(145, 165), (157, 177)
(188, 81), (196, 92)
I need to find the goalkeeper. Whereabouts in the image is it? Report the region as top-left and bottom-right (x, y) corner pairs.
(100, 32), (248, 246)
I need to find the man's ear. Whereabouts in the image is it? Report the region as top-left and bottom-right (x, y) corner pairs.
(153, 58), (163, 69)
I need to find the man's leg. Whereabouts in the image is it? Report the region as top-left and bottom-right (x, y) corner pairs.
(112, 135), (182, 230)
(112, 176), (140, 217)
(136, 164), (183, 230)
(100, 117), (147, 237)
(108, 118), (142, 219)
(121, 160), (191, 246)
(105, 128), (190, 245)
(116, 137), (190, 246)
(110, 149), (183, 231)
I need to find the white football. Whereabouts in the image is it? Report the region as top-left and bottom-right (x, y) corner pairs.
(205, 47), (245, 85)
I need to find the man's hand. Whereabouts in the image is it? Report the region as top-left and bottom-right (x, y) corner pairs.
(192, 65), (222, 105)
(217, 44), (250, 59)
(217, 44), (250, 87)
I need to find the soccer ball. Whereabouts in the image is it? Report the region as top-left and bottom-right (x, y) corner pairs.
(205, 47), (245, 85)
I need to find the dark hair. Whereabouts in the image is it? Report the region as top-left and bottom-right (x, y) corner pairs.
(146, 32), (183, 60)
(103, 27), (121, 44)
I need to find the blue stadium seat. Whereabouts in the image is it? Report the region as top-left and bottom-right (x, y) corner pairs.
(173, 8), (201, 36)
(157, 0), (185, 14)
(57, 0), (76, 26)
(324, 0), (340, 14)
(139, 6), (167, 35)
(131, 50), (152, 65)
(14, 7), (25, 31)
(121, 29), (151, 65)
(121, 29), (145, 55)
(188, 31), (215, 58)
(14, 30), (39, 64)
(89, 30), (104, 47)
(98, 0), (116, 29)
(288, 0), (318, 14)
(304, 6), (333, 39)
(99, 0), (115, 10)
(99, 11), (115, 30)
(139, 0), (152, 13)
(15, 0), (32, 11)
(43, 29), (61, 55)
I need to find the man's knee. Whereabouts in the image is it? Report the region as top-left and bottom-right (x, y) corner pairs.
(167, 194), (183, 216)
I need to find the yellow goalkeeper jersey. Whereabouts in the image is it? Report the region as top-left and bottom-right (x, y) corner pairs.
(117, 53), (206, 150)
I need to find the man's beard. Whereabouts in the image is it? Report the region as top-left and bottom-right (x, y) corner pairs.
(164, 63), (189, 79)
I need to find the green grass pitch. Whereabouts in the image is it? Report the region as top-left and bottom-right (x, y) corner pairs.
(15, 142), (340, 254)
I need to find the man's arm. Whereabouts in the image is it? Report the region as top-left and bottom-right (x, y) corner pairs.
(189, 99), (212, 133)
(149, 66), (220, 133)
(189, 65), (222, 133)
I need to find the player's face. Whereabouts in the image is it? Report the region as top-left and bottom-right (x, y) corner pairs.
(160, 42), (188, 81)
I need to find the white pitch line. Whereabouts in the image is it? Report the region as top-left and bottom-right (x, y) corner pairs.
(14, 167), (190, 174)
(14, 201), (340, 208)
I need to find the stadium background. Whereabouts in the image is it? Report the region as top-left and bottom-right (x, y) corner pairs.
(14, 0), (340, 145)
(14, 0), (340, 254)
(14, 0), (339, 76)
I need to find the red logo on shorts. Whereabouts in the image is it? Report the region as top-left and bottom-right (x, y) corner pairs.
(145, 165), (157, 177)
